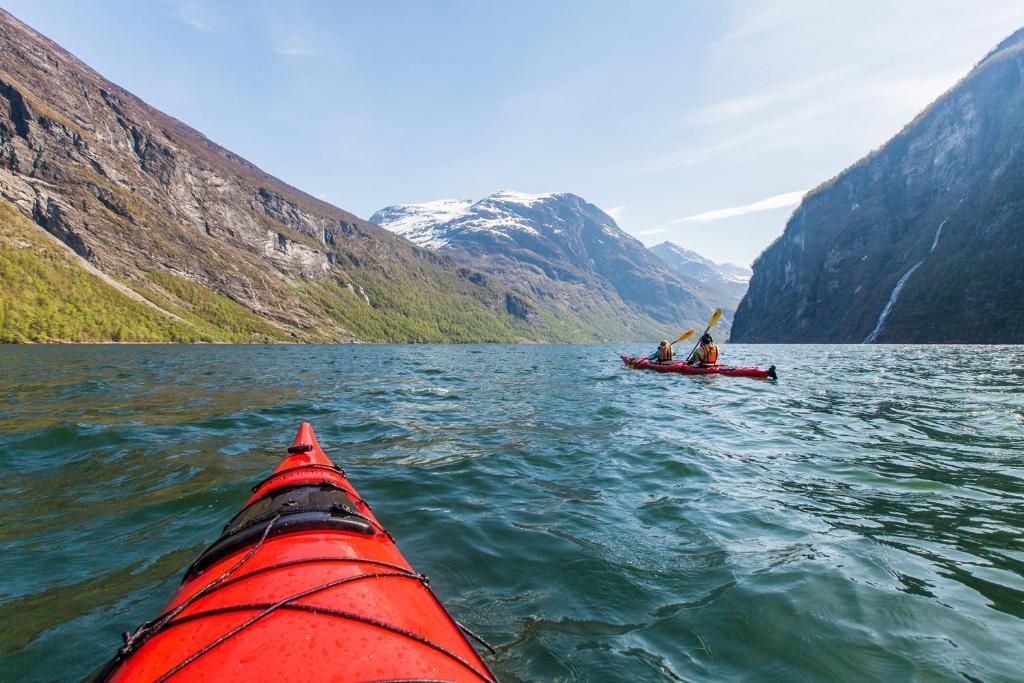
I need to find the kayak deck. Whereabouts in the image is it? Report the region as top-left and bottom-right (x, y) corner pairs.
(622, 355), (777, 379)
(98, 422), (496, 683)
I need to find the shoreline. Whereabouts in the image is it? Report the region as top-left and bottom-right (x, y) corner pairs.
(1, 340), (1018, 346)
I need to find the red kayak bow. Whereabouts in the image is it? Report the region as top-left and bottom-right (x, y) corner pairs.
(97, 422), (496, 682)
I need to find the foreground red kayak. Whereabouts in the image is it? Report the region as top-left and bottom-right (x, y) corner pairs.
(97, 422), (496, 682)
(622, 355), (777, 380)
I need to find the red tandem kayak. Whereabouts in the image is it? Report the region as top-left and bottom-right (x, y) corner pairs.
(97, 422), (496, 683)
(622, 355), (777, 379)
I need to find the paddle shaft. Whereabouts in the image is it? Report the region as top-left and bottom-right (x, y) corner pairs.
(685, 326), (711, 362)
(685, 308), (723, 363)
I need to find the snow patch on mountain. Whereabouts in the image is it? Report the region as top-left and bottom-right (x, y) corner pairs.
(488, 190), (558, 207)
(651, 241), (751, 285)
(369, 198), (473, 249)
(371, 190), (632, 249)
(715, 262), (753, 284)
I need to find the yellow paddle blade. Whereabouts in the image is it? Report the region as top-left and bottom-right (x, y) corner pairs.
(707, 307), (723, 330)
(673, 329), (695, 345)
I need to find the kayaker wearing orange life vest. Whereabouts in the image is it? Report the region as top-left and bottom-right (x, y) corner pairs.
(647, 339), (674, 362)
(688, 333), (719, 366)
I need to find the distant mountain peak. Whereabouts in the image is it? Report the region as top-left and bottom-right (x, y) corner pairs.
(650, 241), (751, 286)
(369, 198), (474, 248)
(485, 190), (562, 206)
(372, 191), (722, 339)
(371, 190), (632, 251)
(651, 241), (716, 267)
(648, 241), (750, 312)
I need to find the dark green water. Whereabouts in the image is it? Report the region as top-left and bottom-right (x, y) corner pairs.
(1, 344), (1022, 682)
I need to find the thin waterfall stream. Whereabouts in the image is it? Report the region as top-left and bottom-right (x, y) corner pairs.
(864, 208), (957, 343)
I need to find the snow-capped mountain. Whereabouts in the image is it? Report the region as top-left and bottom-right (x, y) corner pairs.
(649, 241), (750, 311)
(372, 191), (637, 253)
(366, 198), (474, 249)
(371, 191), (724, 340)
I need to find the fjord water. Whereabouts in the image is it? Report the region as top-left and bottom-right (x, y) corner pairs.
(1, 345), (1021, 682)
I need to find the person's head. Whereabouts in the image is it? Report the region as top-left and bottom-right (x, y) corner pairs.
(659, 340), (669, 348)
(700, 333), (713, 345)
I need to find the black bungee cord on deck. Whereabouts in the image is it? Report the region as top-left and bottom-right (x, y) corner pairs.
(97, 506), (498, 683)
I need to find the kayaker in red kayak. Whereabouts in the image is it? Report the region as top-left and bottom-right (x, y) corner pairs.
(648, 339), (674, 363)
(687, 333), (719, 366)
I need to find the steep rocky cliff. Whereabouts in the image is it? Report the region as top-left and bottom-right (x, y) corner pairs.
(373, 192), (723, 340)
(0, 9), (544, 342)
(733, 29), (1024, 343)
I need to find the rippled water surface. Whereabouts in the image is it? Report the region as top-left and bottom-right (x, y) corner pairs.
(1, 344), (1022, 682)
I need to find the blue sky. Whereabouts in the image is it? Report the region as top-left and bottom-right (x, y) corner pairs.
(5, 1), (1023, 264)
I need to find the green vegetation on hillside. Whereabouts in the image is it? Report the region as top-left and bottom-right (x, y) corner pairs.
(300, 269), (523, 342)
(143, 271), (290, 342)
(0, 200), (187, 342)
(0, 200), (292, 343)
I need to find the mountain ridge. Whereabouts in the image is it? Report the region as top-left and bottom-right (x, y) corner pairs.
(372, 192), (728, 340)
(648, 241), (750, 313)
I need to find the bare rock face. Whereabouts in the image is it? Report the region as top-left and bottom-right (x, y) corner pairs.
(0, 9), (530, 342)
(732, 29), (1024, 343)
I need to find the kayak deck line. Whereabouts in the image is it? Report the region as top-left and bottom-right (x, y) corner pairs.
(248, 462), (346, 492)
(147, 574), (496, 683)
(97, 422), (498, 683)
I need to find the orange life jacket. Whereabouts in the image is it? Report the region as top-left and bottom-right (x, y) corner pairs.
(704, 343), (719, 364)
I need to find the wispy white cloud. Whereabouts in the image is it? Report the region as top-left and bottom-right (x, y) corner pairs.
(676, 190), (807, 223)
(634, 226), (669, 237)
(633, 64), (963, 178)
(256, 5), (333, 60)
(271, 40), (324, 58)
(635, 0), (1021, 183)
(631, 100), (825, 176)
(603, 206), (626, 222)
(165, 0), (219, 33)
(684, 72), (843, 126)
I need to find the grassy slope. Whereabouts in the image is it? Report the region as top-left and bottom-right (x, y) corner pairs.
(301, 269), (522, 343)
(0, 199), (293, 342)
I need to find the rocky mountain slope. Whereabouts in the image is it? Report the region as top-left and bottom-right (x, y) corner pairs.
(733, 28), (1024, 343)
(372, 192), (724, 340)
(0, 9), (551, 343)
(649, 241), (750, 312)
